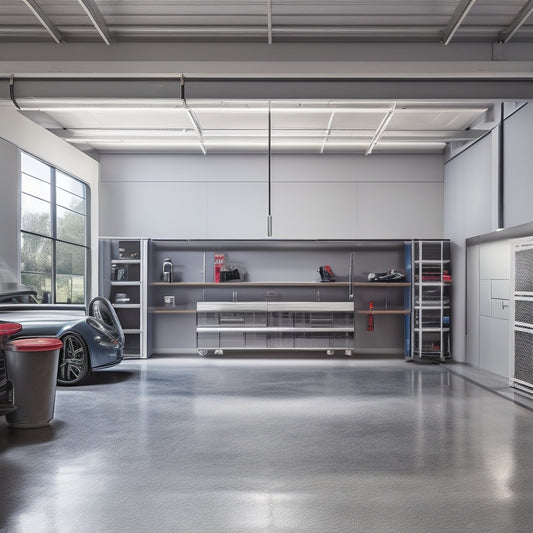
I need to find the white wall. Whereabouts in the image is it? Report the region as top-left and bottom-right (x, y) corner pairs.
(444, 102), (533, 371)
(504, 103), (533, 228)
(444, 132), (498, 363)
(99, 153), (444, 239)
(0, 105), (100, 297)
(0, 139), (20, 276)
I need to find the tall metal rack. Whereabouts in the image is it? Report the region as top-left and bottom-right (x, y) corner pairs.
(410, 240), (451, 361)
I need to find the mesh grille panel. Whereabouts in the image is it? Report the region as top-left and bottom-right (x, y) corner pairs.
(515, 249), (533, 292)
(515, 300), (533, 325)
(514, 330), (533, 384)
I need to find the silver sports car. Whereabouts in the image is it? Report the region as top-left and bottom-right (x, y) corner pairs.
(0, 290), (124, 399)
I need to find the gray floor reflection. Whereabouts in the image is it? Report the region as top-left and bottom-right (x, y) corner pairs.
(0, 357), (532, 532)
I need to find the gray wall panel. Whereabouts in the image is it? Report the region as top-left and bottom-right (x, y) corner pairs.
(207, 182), (267, 238)
(101, 153), (267, 182)
(444, 132), (496, 362)
(100, 181), (209, 238)
(273, 154), (443, 183)
(272, 182), (357, 239)
(100, 153), (444, 240)
(358, 182), (443, 239)
(466, 244), (480, 368)
(0, 139), (19, 277)
(504, 103), (533, 228)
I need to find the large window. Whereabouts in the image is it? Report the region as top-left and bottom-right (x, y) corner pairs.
(20, 152), (89, 304)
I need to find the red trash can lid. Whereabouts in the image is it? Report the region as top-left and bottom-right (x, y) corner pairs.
(0, 322), (22, 336)
(7, 337), (63, 352)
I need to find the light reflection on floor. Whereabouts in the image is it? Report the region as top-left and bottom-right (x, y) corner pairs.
(0, 357), (532, 533)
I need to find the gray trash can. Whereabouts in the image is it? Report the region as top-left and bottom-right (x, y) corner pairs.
(5, 337), (63, 429)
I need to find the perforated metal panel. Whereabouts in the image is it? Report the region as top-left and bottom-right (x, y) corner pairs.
(515, 299), (533, 325)
(515, 248), (533, 293)
(514, 330), (533, 384)
(513, 242), (533, 391)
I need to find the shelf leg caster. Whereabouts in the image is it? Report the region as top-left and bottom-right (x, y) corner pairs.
(198, 349), (209, 357)
(326, 349), (335, 356)
(214, 349), (224, 356)
(345, 349), (353, 357)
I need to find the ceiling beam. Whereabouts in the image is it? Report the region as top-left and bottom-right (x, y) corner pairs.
(20, 0), (63, 44)
(442, 0), (478, 45)
(267, 0), (273, 44)
(498, 0), (533, 43)
(76, 0), (114, 45)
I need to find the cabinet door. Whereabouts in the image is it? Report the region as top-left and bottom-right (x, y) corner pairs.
(478, 241), (511, 377)
(480, 316), (510, 378)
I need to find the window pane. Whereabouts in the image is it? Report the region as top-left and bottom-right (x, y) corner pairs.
(56, 188), (86, 214)
(56, 242), (85, 276)
(21, 233), (52, 274)
(56, 242), (85, 304)
(21, 194), (52, 236)
(20, 153), (89, 306)
(56, 275), (85, 304)
(56, 171), (85, 198)
(21, 152), (51, 182)
(22, 173), (51, 201)
(21, 273), (52, 303)
(57, 206), (86, 245)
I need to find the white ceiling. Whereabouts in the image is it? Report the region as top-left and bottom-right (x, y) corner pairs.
(2, 1), (531, 155)
(15, 97), (493, 154)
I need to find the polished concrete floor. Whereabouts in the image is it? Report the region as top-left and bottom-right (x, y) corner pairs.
(0, 356), (532, 533)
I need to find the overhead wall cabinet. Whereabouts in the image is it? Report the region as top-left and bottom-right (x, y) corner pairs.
(511, 238), (533, 393)
(99, 238), (148, 358)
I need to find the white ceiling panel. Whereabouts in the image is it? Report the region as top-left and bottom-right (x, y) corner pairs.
(193, 109), (267, 130)
(331, 111), (389, 131)
(15, 97), (497, 154)
(272, 110), (337, 130)
(38, 108), (193, 129)
(389, 107), (488, 130)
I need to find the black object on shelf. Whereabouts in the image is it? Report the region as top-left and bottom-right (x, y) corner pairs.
(318, 265), (335, 282)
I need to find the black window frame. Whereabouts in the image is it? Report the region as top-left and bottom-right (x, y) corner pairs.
(20, 151), (90, 305)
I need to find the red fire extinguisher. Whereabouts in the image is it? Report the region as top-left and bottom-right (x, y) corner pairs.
(367, 301), (375, 332)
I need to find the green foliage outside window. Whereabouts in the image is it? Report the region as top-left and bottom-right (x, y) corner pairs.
(20, 152), (89, 304)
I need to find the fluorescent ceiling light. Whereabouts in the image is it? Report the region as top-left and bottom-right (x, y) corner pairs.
(63, 129), (195, 139)
(76, 139), (204, 147)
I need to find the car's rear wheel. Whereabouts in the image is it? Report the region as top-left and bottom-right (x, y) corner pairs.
(57, 332), (91, 386)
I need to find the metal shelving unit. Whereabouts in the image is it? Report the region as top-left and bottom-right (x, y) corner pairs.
(145, 239), (447, 357)
(410, 240), (451, 361)
(100, 238), (149, 358)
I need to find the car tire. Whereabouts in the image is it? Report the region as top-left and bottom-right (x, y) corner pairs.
(57, 332), (91, 386)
